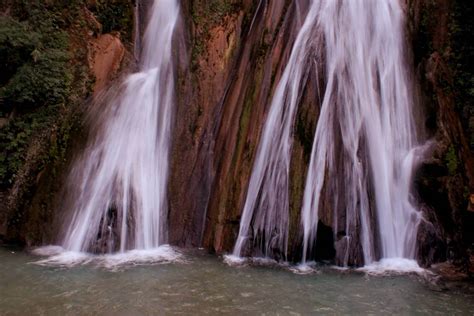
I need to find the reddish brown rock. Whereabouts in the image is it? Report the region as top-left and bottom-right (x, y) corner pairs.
(88, 34), (125, 94)
(168, 0), (311, 253)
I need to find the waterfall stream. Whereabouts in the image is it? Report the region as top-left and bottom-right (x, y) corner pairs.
(232, 0), (425, 267)
(232, 3), (319, 260)
(59, 0), (179, 255)
(301, 0), (423, 267)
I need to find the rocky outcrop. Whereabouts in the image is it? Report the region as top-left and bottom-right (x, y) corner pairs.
(409, 0), (474, 269)
(88, 33), (125, 93)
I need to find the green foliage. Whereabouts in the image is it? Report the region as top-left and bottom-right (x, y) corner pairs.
(0, 1), (79, 187)
(1, 48), (72, 109)
(0, 0), (120, 193)
(92, 0), (133, 40)
(208, 1), (241, 25)
(415, 1), (434, 64)
(0, 17), (40, 86)
(0, 12), (72, 110)
(450, 1), (474, 150)
(445, 145), (459, 176)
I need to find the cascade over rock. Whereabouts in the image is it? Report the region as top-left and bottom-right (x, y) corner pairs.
(231, 0), (425, 266)
(168, 0), (472, 268)
(1, 0), (472, 271)
(59, 0), (180, 253)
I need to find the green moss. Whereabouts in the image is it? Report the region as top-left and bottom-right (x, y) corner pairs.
(445, 145), (459, 176)
(233, 67), (261, 168)
(210, 1), (240, 23)
(190, 0), (242, 72)
(0, 106), (55, 187)
(193, 0), (241, 27)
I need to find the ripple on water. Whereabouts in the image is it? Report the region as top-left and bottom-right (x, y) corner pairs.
(1, 247), (473, 315)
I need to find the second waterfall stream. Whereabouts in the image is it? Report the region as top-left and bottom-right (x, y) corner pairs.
(230, 0), (426, 271)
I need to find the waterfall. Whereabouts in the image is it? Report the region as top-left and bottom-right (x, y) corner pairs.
(61, 0), (179, 253)
(301, 0), (423, 266)
(233, 0), (424, 267)
(232, 4), (319, 259)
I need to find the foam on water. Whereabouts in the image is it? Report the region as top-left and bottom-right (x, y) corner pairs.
(32, 247), (92, 267)
(223, 255), (284, 269)
(359, 258), (426, 275)
(290, 262), (318, 275)
(224, 255), (425, 276)
(223, 255), (248, 266)
(32, 245), (183, 268)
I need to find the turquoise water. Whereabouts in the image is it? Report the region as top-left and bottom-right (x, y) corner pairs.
(0, 247), (473, 315)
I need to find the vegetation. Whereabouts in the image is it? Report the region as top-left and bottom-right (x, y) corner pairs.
(450, 1), (474, 150)
(445, 145), (459, 176)
(0, 0), (134, 190)
(90, 0), (134, 41)
(0, 0), (134, 243)
(0, 4), (75, 188)
(190, 0), (242, 72)
(191, 0), (241, 27)
(411, 0), (474, 265)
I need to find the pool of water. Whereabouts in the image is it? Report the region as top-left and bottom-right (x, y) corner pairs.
(0, 246), (473, 315)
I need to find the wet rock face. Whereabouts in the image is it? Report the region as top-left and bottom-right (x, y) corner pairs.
(168, 0), (473, 268)
(168, 0), (300, 250)
(167, 0), (328, 255)
(409, 0), (474, 267)
(201, 0), (303, 254)
(168, 1), (247, 248)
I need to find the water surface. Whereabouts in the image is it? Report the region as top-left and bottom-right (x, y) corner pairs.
(0, 247), (473, 315)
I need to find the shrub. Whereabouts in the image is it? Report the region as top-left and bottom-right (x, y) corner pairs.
(92, 0), (133, 40)
(0, 4), (74, 186)
(0, 15), (72, 112)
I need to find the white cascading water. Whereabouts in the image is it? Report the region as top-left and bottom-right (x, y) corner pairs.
(232, 0), (424, 270)
(232, 3), (320, 260)
(34, 0), (181, 266)
(301, 0), (423, 268)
